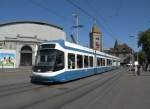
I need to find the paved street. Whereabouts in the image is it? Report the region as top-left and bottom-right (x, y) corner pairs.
(0, 68), (32, 86)
(0, 68), (150, 109)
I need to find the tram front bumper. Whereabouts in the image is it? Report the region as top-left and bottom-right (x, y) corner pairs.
(30, 75), (64, 83)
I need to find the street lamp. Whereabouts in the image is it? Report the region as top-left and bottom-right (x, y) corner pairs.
(129, 36), (139, 65)
(72, 13), (83, 44)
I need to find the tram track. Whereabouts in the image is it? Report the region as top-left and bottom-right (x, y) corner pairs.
(0, 82), (32, 92)
(50, 69), (124, 109)
(52, 72), (122, 109)
(0, 68), (125, 109)
(72, 69), (125, 109)
(17, 68), (125, 109)
(0, 82), (49, 98)
(0, 69), (121, 97)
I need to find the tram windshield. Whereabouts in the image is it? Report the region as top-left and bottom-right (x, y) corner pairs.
(33, 49), (64, 72)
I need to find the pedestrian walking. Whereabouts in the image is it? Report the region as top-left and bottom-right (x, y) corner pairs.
(137, 65), (141, 76)
(134, 65), (138, 75)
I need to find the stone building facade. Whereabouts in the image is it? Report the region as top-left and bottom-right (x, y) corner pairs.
(105, 41), (133, 65)
(0, 21), (66, 68)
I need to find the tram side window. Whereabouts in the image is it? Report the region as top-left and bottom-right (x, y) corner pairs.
(68, 53), (75, 69)
(116, 61), (118, 66)
(97, 58), (101, 66)
(54, 50), (64, 71)
(77, 55), (83, 68)
(89, 56), (93, 67)
(102, 58), (105, 66)
(84, 56), (88, 68)
(100, 58), (103, 66)
(107, 59), (109, 66)
(113, 60), (115, 66)
(110, 60), (112, 66)
(107, 59), (112, 66)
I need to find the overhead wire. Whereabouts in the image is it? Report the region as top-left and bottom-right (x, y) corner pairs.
(65, 0), (95, 20)
(28, 0), (69, 22)
(66, 0), (119, 42)
(85, 0), (120, 41)
(28, 0), (121, 44)
(104, 0), (123, 21)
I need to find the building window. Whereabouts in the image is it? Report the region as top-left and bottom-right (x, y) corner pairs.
(123, 53), (126, 57)
(68, 53), (75, 69)
(77, 55), (83, 68)
(0, 43), (2, 49)
(9, 44), (13, 49)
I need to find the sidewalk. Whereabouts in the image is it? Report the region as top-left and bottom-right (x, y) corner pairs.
(0, 66), (32, 73)
(0, 67), (32, 86)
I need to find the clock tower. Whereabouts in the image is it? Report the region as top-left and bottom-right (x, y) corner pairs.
(89, 24), (102, 51)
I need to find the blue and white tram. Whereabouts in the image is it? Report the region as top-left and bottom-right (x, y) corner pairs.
(31, 40), (120, 83)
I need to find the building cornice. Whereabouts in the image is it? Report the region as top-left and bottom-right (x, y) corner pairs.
(0, 20), (63, 30)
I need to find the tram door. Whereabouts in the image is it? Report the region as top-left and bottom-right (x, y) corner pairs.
(20, 46), (32, 66)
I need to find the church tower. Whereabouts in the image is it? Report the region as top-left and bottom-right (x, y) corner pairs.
(89, 23), (102, 51)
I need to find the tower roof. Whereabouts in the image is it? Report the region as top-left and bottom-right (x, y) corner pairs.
(114, 40), (118, 48)
(92, 24), (102, 34)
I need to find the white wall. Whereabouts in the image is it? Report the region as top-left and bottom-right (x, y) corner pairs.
(0, 23), (66, 40)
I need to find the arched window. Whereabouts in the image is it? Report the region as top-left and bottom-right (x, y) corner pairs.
(20, 46), (32, 66)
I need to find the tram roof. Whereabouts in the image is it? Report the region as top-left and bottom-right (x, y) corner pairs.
(46, 40), (120, 60)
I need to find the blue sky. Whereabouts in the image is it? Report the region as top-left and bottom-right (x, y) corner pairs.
(0, 0), (150, 51)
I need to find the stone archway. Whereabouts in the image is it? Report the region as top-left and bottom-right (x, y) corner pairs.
(20, 46), (32, 66)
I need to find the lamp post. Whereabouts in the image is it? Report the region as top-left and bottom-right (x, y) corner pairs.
(129, 36), (134, 66)
(72, 13), (83, 44)
(129, 36), (139, 65)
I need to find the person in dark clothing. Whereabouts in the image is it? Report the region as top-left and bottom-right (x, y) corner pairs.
(137, 65), (141, 76)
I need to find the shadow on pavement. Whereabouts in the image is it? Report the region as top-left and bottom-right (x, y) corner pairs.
(128, 71), (150, 76)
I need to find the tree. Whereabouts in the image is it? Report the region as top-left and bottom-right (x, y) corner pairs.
(138, 28), (150, 64)
(138, 51), (146, 65)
